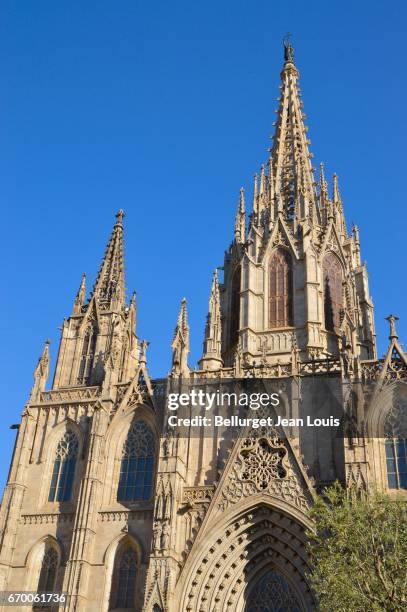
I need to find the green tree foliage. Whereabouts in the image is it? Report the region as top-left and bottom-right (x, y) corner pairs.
(307, 482), (407, 611)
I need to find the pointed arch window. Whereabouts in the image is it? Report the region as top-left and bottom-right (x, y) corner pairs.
(77, 326), (97, 385)
(269, 248), (293, 328)
(323, 253), (343, 332)
(230, 266), (241, 346)
(117, 421), (155, 502)
(33, 546), (59, 608)
(245, 569), (302, 612)
(109, 545), (138, 610)
(48, 431), (78, 502)
(384, 401), (407, 490)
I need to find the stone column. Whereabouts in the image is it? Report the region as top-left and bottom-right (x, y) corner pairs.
(62, 403), (108, 610)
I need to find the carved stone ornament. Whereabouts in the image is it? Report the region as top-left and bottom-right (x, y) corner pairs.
(219, 432), (309, 512)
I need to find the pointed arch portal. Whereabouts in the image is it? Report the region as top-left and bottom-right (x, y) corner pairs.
(179, 504), (313, 611)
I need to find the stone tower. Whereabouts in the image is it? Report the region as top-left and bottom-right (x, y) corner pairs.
(0, 42), (406, 612)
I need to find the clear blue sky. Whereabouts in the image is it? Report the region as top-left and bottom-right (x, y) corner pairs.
(1, 1), (406, 490)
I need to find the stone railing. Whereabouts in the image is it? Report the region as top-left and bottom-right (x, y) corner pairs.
(39, 386), (100, 403)
(361, 358), (407, 384)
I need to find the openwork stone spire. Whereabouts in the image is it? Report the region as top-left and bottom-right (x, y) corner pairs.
(72, 273), (86, 314)
(270, 41), (319, 226)
(171, 298), (190, 376)
(234, 187), (246, 243)
(200, 270), (223, 370)
(92, 210), (126, 307)
(30, 340), (50, 401)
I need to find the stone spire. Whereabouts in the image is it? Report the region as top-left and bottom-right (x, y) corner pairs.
(29, 340), (50, 401)
(72, 273), (86, 314)
(200, 270), (223, 371)
(332, 173), (341, 203)
(234, 187), (246, 243)
(270, 40), (319, 226)
(92, 210), (126, 308)
(319, 163), (328, 207)
(171, 298), (190, 376)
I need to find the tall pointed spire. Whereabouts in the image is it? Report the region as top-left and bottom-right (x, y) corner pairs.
(332, 173), (341, 203)
(319, 163), (328, 206)
(30, 340), (50, 401)
(92, 210), (126, 308)
(72, 273), (86, 314)
(200, 270), (223, 370)
(270, 39), (319, 225)
(171, 298), (190, 376)
(234, 187), (246, 243)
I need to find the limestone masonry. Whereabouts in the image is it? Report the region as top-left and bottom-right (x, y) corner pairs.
(0, 41), (406, 612)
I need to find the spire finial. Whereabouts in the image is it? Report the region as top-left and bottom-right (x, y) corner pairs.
(386, 314), (399, 340)
(283, 33), (295, 64)
(116, 209), (125, 224)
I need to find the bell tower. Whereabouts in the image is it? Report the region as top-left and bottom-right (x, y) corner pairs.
(53, 210), (139, 391)
(213, 40), (376, 369)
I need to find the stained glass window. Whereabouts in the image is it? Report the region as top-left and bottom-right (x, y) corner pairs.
(117, 422), (155, 502)
(245, 569), (302, 612)
(384, 401), (407, 490)
(48, 431), (78, 502)
(323, 253), (343, 331)
(36, 547), (58, 595)
(110, 546), (137, 610)
(269, 249), (293, 328)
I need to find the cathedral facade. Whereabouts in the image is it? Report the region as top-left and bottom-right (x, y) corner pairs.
(0, 42), (406, 612)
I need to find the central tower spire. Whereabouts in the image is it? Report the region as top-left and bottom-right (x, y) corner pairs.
(92, 209), (126, 308)
(271, 40), (319, 226)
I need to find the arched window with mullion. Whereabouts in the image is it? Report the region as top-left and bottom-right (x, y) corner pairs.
(77, 326), (97, 385)
(48, 431), (78, 502)
(269, 248), (293, 329)
(323, 252), (343, 332)
(385, 401), (407, 490)
(109, 545), (138, 610)
(34, 545), (59, 609)
(117, 421), (155, 502)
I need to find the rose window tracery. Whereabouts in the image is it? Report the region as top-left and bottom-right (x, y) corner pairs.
(239, 438), (287, 489)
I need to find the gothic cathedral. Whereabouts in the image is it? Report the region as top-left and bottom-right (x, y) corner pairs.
(0, 42), (406, 612)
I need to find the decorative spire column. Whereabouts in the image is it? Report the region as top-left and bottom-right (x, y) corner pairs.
(200, 270), (223, 371)
(171, 298), (190, 377)
(234, 188), (246, 243)
(29, 340), (50, 402)
(72, 273), (86, 315)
